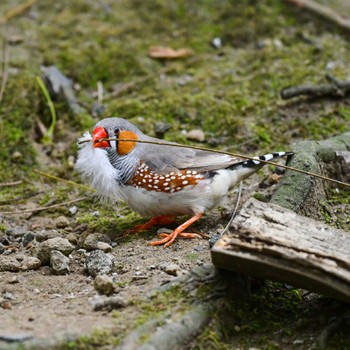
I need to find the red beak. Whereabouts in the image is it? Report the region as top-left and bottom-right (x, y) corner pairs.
(92, 127), (110, 148)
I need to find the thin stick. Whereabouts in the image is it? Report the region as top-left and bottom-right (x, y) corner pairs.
(33, 169), (94, 191)
(0, 0), (38, 25)
(0, 180), (23, 187)
(286, 0), (350, 33)
(221, 181), (243, 236)
(79, 137), (350, 189)
(1, 197), (89, 215)
(0, 29), (9, 104)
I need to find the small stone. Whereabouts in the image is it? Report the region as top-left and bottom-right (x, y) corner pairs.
(208, 234), (220, 248)
(186, 129), (205, 142)
(83, 233), (112, 251)
(55, 216), (70, 229)
(0, 257), (21, 272)
(35, 230), (62, 242)
(69, 206), (78, 215)
(32, 237), (75, 265)
(6, 226), (28, 238)
(8, 276), (19, 284)
(92, 295), (128, 311)
(94, 274), (115, 295)
(159, 263), (181, 276)
(11, 151), (22, 160)
(96, 241), (113, 252)
(22, 232), (35, 247)
(3, 291), (15, 300)
(154, 122), (172, 139)
(50, 250), (70, 275)
(0, 333), (33, 342)
(293, 339), (304, 345)
(66, 233), (78, 245)
(20, 256), (41, 271)
(86, 250), (114, 277)
(234, 325), (241, 332)
(211, 37), (222, 49)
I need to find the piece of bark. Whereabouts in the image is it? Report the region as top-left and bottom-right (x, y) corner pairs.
(211, 198), (350, 303)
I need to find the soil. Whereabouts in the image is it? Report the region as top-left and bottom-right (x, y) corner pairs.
(1, 0), (350, 349)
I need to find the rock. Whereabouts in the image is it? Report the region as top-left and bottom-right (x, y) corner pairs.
(55, 216), (70, 229)
(186, 129), (205, 142)
(20, 256), (41, 271)
(66, 233), (78, 245)
(208, 234), (220, 248)
(32, 237), (75, 265)
(35, 230), (62, 242)
(159, 263), (181, 276)
(6, 226), (28, 238)
(0, 243), (5, 254)
(0, 257), (20, 272)
(211, 37), (222, 49)
(94, 274), (115, 295)
(83, 233), (112, 251)
(86, 250), (114, 277)
(22, 232), (35, 247)
(50, 250), (70, 275)
(154, 122), (172, 139)
(96, 241), (113, 252)
(0, 333), (33, 342)
(8, 276), (19, 284)
(92, 295), (128, 311)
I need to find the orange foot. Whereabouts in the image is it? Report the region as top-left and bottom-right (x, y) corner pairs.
(149, 213), (203, 248)
(126, 215), (177, 234)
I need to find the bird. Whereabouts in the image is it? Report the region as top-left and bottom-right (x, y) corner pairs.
(75, 117), (293, 247)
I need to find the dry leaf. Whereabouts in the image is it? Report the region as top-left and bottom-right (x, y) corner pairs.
(148, 46), (193, 59)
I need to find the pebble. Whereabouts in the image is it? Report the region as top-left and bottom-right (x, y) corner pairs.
(96, 242), (113, 252)
(55, 216), (70, 229)
(22, 232), (35, 247)
(83, 233), (112, 251)
(158, 263), (181, 276)
(0, 333), (33, 342)
(85, 250), (114, 277)
(66, 232), (78, 245)
(186, 129), (205, 142)
(0, 257), (21, 272)
(50, 250), (70, 275)
(20, 256), (41, 271)
(32, 237), (75, 265)
(69, 206), (78, 215)
(8, 276), (19, 284)
(154, 122), (172, 139)
(94, 274), (115, 295)
(6, 226), (28, 238)
(208, 234), (220, 248)
(92, 295), (128, 311)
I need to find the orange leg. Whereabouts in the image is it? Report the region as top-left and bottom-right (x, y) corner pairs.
(149, 213), (203, 248)
(127, 215), (176, 234)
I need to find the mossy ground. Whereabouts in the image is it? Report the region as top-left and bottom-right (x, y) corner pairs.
(1, 0), (350, 349)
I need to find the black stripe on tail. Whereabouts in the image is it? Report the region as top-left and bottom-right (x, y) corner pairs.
(230, 151), (293, 170)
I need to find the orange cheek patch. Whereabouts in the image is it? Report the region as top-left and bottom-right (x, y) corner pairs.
(117, 130), (138, 155)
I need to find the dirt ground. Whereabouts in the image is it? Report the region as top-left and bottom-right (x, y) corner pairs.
(1, 0), (350, 349)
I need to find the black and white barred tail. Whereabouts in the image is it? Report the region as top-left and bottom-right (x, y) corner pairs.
(230, 151), (294, 171)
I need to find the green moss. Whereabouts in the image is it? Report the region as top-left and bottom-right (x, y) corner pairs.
(57, 329), (121, 350)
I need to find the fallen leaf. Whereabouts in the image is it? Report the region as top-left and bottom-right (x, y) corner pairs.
(148, 46), (193, 59)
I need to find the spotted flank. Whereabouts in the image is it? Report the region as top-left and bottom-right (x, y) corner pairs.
(129, 162), (205, 193)
(240, 151), (293, 168)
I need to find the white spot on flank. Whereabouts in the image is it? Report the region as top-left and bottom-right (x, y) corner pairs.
(160, 176), (165, 180)
(171, 176), (176, 180)
(182, 180), (188, 185)
(163, 182), (169, 186)
(170, 189), (175, 193)
(164, 187), (170, 191)
(176, 187), (182, 191)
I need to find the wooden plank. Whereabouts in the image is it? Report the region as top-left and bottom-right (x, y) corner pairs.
(211, 198), (350, 303)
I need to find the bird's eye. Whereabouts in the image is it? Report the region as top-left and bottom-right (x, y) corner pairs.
(114, 128), (120, 135)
